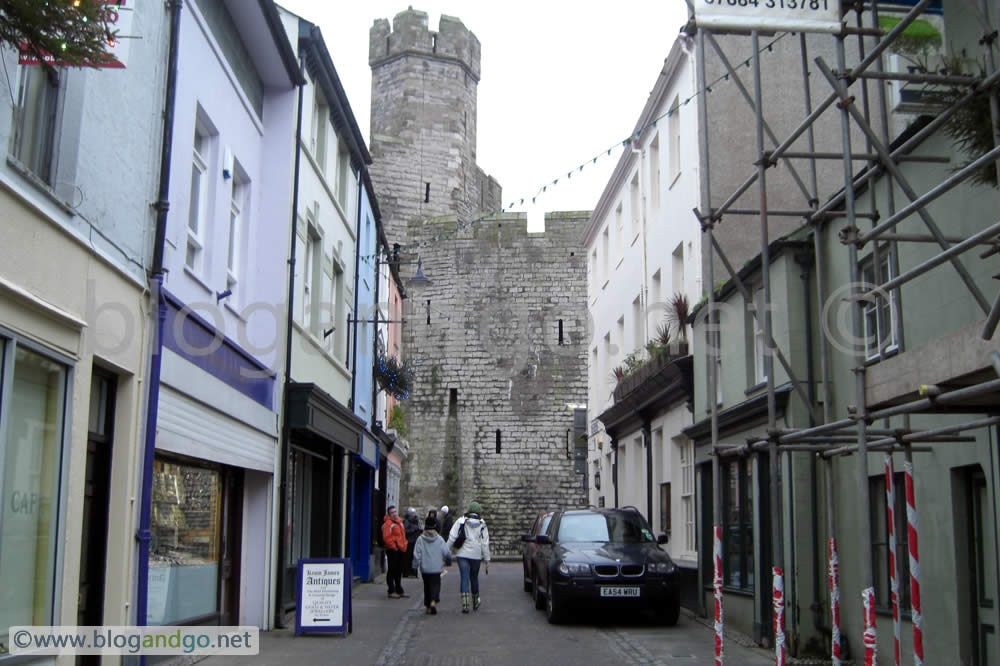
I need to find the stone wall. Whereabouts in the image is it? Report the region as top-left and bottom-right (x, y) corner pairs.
(399, 213), (589, 557)
(369, 8), (490, 246)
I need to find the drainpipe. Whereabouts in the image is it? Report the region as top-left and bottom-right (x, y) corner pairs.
(370, 230), (382, 431)
(644, 420), (653, 524)
(612, 437), (619, 507)
(274, 54), (306, 629)
(350, 168), (363, 410)
(135, 0), (181, 639)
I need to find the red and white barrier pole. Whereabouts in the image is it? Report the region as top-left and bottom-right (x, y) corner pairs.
(904, 459), (923, 666)
(714, 525), (724, 665)
(773, 567), (786, 666)
(829, 538), (841, 665)
(863, 586), (878, 666)
(885, 456), (900, 665)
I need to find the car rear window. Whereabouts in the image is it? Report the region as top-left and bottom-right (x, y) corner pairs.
(557, 512), (654, 543)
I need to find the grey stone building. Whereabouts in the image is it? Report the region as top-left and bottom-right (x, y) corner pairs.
(368, 9), (588, 556)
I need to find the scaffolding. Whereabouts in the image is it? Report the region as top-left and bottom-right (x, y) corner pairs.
(691, 1), (1000, 664)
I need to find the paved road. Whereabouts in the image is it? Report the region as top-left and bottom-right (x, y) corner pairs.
(199, 561), (775, 665)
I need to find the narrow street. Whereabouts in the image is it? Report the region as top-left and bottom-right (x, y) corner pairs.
(200, 562), (774, 665)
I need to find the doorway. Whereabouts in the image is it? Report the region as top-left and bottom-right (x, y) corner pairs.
(77, 370), (115, 665)
(955, 464), (998, 665)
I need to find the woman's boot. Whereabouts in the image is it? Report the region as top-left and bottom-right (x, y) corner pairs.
(473, 594), (481, 611)
(461, 592), (471, 613)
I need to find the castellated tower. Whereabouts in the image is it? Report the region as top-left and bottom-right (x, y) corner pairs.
(369, 8), (501, 246)
(368, 9), (589, 555)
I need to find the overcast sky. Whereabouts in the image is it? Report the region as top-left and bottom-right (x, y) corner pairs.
(278, 1), (690, 216)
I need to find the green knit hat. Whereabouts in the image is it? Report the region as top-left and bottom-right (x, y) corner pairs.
(467, 501), (482, 514)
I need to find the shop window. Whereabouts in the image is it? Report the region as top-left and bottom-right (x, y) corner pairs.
(148, 457), (222, 624)
(0, 342), (69, 648)
(722, 457), (754, 591)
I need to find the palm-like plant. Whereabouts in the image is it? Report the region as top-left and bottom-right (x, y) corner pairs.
(665, 293), (690, 342)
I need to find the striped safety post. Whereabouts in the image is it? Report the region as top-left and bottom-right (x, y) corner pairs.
(773, 567), (786, 666)
(905, 460), (923, 665)
(863, 586), (878, 666)
(885, 456), (900, 665)
(829, 538), (841, 666)
(714, 525), (724, 665)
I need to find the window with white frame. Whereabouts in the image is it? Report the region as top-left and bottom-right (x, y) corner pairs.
(861, 248), (899, 361)
(186, 110), (216, 275)
(616, 316), (625, 364)
(750, 285), (767, 384)
(603, 332), (612, 396)
(312, 90), (329, 173)
(615, 203), (624, 264)
(671, 243), (684, 296)
(632, 295), (643, 352)
(303, 225), (321, 334)
(590, 248), (598, 293)
(601, 227), (610, 285)
(679, 438), (695, 553)
(669, 95), (681, 181)
(649, 134), (661, 213)
(707, 310), (722, 407)
(650, 269), (662, 337)
(11, 65), (61, 184)
(336, 140), (351, 213)
(226, 161), (249, 295)
(630, 173), (640, 241)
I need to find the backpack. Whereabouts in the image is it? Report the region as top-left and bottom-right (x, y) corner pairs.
(452, 520), (467, 549)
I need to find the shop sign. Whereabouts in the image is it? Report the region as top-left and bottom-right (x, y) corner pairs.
(694, 0), (843, 34)
(295, 559), (352, 636)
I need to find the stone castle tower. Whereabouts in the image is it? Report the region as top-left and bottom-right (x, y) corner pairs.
(369, 9), (588, 556)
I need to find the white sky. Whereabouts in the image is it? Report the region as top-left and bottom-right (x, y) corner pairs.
(278, 1), (690, 215)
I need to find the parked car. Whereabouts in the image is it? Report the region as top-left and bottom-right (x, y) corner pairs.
(521, 511), (555, 592)
(524, 506), (680, 625)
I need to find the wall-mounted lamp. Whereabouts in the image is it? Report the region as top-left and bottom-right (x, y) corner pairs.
(594, 470), (601, 490)
(216, 288), (232, 304)
(409, 257), (429, 284)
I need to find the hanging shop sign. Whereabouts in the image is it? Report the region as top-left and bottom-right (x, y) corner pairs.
(295, 559), (352, 636)
(694, 0), (843, 34)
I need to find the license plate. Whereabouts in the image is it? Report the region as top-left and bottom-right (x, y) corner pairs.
(600, 586), (640, 598)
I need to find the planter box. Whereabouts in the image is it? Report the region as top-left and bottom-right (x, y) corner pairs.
(613, 342), (688, 402)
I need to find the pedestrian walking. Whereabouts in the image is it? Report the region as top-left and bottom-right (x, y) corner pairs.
(439, 505), (453, 541)
(403, 507), (422, 577)
(447, 500), (490, 613)
(413, 515), (451, 615)
(381, 506), (409, 599)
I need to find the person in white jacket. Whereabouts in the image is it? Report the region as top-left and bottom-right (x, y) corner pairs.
(447, 501), (490, 613)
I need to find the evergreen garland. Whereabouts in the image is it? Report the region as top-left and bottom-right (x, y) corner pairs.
(1, 0), (121, 72)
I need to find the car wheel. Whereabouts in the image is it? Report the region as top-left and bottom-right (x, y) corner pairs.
(657, 594), (681, 626)
(545, 586), (566, 624)
(533, 574), (545, 610)
(523, 562), (532, 593)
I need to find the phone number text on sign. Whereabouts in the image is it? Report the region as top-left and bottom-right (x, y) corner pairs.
(695, 0), (842, 34)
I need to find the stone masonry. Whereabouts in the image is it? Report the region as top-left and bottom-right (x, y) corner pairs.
(368, 9), (588, 556)
(400, 213), (590, 557)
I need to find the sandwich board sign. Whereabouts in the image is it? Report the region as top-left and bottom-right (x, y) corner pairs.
(694, 0), (844, 34)
(295, 559), (352, 636)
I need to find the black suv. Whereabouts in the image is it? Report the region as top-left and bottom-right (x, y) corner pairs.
(522, 506), (680, 625)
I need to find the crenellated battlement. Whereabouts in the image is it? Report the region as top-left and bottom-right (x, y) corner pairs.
(369, 7), (481, 81)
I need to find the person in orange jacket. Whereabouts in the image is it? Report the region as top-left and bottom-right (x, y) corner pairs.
(382, 506), (409, 598)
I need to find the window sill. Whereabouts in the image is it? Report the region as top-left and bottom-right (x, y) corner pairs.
(669, 170), (682, 190)
(631, 232), (640, 246)
(616, 257), (624, 269)
(183, 265), (213, 297)
(864, 345), (900, 366)
(602, 279), (610, 291)
(224, 301), (246, 322)
(744, 380), (767, 396)
(6, 156), (75, 215)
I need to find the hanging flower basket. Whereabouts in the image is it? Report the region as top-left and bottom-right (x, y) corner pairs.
(375, 353), (415, 400)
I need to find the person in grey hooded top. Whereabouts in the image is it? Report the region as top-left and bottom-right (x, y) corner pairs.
(413, 515), (451, 614)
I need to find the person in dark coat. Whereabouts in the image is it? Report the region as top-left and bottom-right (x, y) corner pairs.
(439, 505), (454, 542)
(403, 507), (422, 577)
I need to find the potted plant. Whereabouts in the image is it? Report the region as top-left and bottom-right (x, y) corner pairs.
(375, 353), (415, 400)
